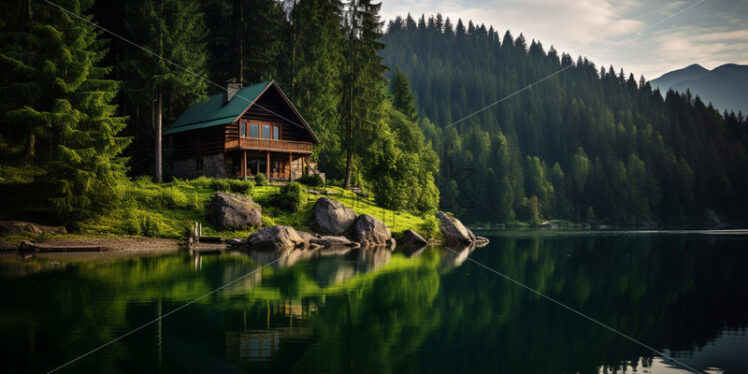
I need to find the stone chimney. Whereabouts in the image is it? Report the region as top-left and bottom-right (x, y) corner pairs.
(224, 78), (241, 104)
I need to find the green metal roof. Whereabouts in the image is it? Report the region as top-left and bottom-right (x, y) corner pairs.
(164, 81), (272, 135)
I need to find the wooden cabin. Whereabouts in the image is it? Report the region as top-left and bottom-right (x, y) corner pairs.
(165, 79), (320, 180)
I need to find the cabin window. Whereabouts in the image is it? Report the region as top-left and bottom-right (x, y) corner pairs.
(273, 125), (280, 140)
(196, 158), (203, 171)
(249, 123), (259, 138)
(240, 121), (247, 137)
(262, 124), (271, 139)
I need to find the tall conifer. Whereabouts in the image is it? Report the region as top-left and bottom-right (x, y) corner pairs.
(0, 0), (129, 220)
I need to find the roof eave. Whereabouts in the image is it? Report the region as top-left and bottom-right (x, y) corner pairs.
(265, 81), (321, 144)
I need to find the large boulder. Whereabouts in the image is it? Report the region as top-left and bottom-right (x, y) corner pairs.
(398, 229), (428, 249)
(437, 212), (476, 245)
(0, 220), (67, 236)
(208, 192), (262, 229)
(294, 229), (319, 243)
(247, 225), (305, 251)
(353, 215), (391, 246)
(311, 197), (356, 235)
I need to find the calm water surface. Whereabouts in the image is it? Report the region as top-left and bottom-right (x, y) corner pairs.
(1, 232), (747, 373)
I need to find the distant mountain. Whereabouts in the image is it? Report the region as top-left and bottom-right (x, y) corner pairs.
(650, 64), (748, 114)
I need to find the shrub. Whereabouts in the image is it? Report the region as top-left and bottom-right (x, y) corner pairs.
(158, 187), (190, 209)
(275, 182), (304, 212)
(417, 216), (442, 240)
(298, 174), (323, 187)
(228, 178), (254, 194)
(187, 193), (203, 210)
(254, 173), (268, 186)
(210, 179), (230, 192)
(140, 214), (163, 237)
(134, 175), (154, 186)
(261, 215), (276, 227)
(123, 215), (141, 235)
(189, 176), (214, 189)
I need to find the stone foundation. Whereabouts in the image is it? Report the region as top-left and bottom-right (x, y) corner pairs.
(291, 158), (304, 180)
(172, 153), (226, 179)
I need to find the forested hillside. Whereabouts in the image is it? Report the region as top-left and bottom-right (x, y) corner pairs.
(0, 0), (439, 223)
(381, 15), (748, 227)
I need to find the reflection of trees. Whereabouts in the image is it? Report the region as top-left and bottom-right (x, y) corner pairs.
(2, 234), (746, 373)
(0, 247), (442, 373)
(291, 249), (442, 374)
(422, 234), (748, 374)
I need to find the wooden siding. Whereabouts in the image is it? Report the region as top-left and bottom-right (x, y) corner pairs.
(171, 126), (225, 160)
(170, 81), (316, 161)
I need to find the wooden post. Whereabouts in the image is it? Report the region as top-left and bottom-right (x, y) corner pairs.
(241, 151), (247, 178)
(289, 152), (293, 181)
(266, 152), (270, 179)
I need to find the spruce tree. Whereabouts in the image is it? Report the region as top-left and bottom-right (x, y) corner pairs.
(286, 0), (345, 172)
(121, 0), (208, 182)
(390, 67), (418, 121)
(340, 0), (387, 188)
(0, 0), (129, 221)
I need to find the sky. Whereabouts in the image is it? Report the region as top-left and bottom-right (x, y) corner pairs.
(379, 0), (748, 80)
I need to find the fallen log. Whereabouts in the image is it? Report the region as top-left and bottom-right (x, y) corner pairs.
(18, 241), (102, 253)
(198, 236), (224, 244)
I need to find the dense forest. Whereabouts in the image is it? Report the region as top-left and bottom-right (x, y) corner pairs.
(382, 14), (748, 227)
(2, 0), (748, 228)
(0, 0), (438, 221)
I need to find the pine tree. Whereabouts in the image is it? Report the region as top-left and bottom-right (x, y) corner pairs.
(340, 0), (387, 188)
(286, 0), (345, 171)
(390, 67), (418, 121)
(122, 0), (208, 182)
(0, 0), (129, 220)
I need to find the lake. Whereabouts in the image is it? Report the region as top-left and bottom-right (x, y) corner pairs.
(1, 231), (747, 373)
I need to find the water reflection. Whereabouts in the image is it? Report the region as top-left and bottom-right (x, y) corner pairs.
(0, 233), (747, 373)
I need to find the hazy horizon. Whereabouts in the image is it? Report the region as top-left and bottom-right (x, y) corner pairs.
(380, 0), (748, 80)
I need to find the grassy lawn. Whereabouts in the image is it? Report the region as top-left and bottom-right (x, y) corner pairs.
(74, 177), (440, 240)
(0, 162), (440, 241)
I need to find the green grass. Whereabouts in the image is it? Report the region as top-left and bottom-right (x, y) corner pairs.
(75, 178), (439, 240)
(0, 160), (439, 241)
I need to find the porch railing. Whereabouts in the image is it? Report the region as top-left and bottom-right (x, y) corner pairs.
(225, 138), (313, 154)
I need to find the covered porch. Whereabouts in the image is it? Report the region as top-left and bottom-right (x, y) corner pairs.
(227, 150), (310, 181)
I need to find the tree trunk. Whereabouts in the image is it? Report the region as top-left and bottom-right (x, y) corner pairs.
(155, 88), (163, 183)
(290, 0), (297, 99)
(238, 0), (243, 84)
(344, 150), (352, 189)
(343, 85), (353, 189)
(27, 134), (35, 157)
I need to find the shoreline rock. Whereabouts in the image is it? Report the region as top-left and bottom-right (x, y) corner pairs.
(0, 220), (67, 236)
(436, 212), (489, 247)
(310, 235), (361, 248)
(247, 226), (305, 251)
(208, 192), (262, 229)
(399, 229), (428, 249)
(311, 197), (356, 235)
(353, 215), (392, 246)
(437, 211), (476, 245)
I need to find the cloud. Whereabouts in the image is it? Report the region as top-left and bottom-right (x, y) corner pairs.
(692, 29), (748, 42)
(380, 0), (748, 80)
(663, 1), (689, 12)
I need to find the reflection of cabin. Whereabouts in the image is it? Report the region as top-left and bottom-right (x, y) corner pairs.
(165, 79), (320, 180)
(224, 299), (317, 362)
